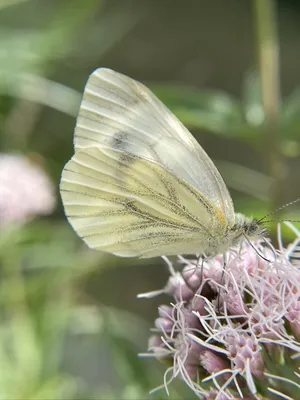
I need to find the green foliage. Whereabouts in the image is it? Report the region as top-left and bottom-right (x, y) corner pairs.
(0, 0), (299, 399)
(0, 222), (187, 399)
(152, 69), (300, 158)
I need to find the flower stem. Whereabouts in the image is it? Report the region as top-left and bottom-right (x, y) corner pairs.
(254, 0), (285, 211)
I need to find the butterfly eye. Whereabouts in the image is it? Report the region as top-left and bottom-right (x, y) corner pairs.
(245, 220), (266, 239)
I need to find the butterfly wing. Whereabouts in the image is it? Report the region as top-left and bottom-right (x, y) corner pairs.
(74, 68), (235, 227)
(60, 146), (227, 258)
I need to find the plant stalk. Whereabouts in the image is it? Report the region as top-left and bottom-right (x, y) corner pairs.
(254, 0), (285, 211)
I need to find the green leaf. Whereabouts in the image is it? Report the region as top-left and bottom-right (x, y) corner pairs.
(99, 308), (151, 393)
(0, 0), (101, 93)
(151, 85), (249, 137)
(0, 0), (31, 10)
(216, 160), (273, 201)
(281, 86), (300, 147)
(282, 87), (300, 121)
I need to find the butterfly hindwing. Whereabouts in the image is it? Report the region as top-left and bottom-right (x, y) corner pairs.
(60, 146), (226, 257)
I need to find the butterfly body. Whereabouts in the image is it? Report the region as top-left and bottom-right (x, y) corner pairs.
(60, 68), (265, 258)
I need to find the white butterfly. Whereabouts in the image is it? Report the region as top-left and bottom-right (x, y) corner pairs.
(60, 68), (266, 258)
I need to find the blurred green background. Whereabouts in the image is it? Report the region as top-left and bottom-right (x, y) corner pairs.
(0, 0), (299, 399)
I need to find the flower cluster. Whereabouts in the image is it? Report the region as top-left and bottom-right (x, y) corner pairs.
(0, 153), (55, 227)
(141, 229), (300, 399)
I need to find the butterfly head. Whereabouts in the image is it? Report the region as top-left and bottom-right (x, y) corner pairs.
(233, 213), (267, 241)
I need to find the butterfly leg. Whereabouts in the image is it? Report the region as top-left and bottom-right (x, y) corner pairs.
(198, 254), (204, 284)
(217, 253), (227, 312)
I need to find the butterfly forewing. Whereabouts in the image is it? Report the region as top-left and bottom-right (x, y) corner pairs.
(73, 68), (235, 226)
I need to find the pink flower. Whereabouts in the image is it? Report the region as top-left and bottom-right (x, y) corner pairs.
(0, 153), (55, 226)
(141, 229), (300, 399)
(200, 350), (230, 375)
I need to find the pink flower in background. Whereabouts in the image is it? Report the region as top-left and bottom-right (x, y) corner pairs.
(0, 153), (55, 226)
(141, 232), (300, 399)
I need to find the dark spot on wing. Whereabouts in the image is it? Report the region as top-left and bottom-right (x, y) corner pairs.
(111, 131), (128, 150)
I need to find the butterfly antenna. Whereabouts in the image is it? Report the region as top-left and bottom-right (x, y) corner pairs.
(258, 198), (300, 223)
(263, 218), (300, 224)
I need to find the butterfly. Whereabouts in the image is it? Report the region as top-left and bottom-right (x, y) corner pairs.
(60, 68), (266, 258)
